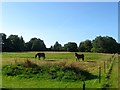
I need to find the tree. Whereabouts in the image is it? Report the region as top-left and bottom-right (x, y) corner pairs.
(79, 40), (92, 52)
(92, 36), (118, 53)
(2, 33), (119, 53)
(50, 41), (62, 51)
(117, 43), (120, 54)
(7, 35), (19, 51)
(1, 33), (7, 52)
(64, 42), (78, 52)
(19, 36), (25, 51)
(24, 38), (36, 51)
(78, 42), (85, 52)
(25, 37), (46, 51)
(7, 35), (25, 52)
(31, 39), (46, 51)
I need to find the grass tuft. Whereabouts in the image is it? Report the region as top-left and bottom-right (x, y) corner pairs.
(2, 59), (97, 82)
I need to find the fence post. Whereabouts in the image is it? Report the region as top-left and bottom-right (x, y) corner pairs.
(83, 81), (85, 90)
(104, 61), (106, 73)
(110, 58), (112, 64)
(106, 60), (108, 68)
(98, 66), (101, 83)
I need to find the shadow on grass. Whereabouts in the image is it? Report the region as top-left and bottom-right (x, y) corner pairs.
(44, 59), (58, 62)
(86, 60), (96, 62)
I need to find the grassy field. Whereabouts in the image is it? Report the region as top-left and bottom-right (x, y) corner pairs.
(1, 52), (118, 88)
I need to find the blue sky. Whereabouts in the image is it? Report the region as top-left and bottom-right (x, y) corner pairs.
(2, 2), (118, 48)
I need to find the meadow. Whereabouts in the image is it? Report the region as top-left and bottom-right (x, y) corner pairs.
(1, 52), (118, 89)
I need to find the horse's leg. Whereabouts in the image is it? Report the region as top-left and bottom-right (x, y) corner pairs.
(76, 57), (78, 61)
(77, 57), (79, 61)
(38, 56), (40, 60)
(43, 56), (45, 60)
(76, 58), (77, 61)
(35, 54), (37, 59)
(82, 57), (84, 61)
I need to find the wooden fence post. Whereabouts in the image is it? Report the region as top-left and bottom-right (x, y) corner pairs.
(98, 66), (101, 83)
(83, 81), (85, 90)
(110, 58), (112, 64)
(106, 60), (108, 68)
(104, 61), (106, 73)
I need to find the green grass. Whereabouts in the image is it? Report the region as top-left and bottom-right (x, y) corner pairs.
(1, 75), (107, 88)
(2, 75), (84, 88)
(2, 52), (110, 60)
(1, 52), (118, 88)
(2, 52), (112, 64)
(108, 59), (118, 88)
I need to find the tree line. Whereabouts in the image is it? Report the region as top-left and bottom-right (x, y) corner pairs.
(1, 33), (120, 53)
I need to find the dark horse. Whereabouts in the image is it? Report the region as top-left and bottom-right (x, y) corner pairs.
(75, 53), (84, 61)
(35, 53), (45, 60)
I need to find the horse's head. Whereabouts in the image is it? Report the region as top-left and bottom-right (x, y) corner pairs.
(75, 52), (77, 56)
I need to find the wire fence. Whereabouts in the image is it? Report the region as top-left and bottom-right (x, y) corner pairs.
(83, 53), (116, 89)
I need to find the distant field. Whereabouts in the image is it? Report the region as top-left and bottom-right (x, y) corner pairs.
(1, 52), (118, 88)
(2, 52), (112, 65)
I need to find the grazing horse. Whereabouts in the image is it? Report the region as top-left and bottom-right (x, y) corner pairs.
(75, 53), (84, 61)
(35, 53), (45, 60)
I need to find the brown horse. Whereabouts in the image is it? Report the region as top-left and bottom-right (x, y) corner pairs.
(35, 53), (45, 60)
(75, 53), (84, 61)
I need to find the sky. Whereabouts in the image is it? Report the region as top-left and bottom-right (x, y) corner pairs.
(2, 2), (118, 48)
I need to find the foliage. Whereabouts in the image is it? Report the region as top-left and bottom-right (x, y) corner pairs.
(50, 41), (63, 51)
(2, 60), (97, 81)
(19, 36), (25, 51)
(1, 33), (46, 52)
(1, 33), (7, 51)
(79, 40), (92, 52)
(92, 36), (118, 53)
(1, 33), (119, 53)
(1, 33), (25, 52)
(7, 35), (24, 51)
(64, 42), (78, 52)
(26, 38), (46, 51)
(117, 43), (120, 54)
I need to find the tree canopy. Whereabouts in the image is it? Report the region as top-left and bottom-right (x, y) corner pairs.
(79, 40), (92, 52)
(1, 33), (120, 53)
(25, 38), (46, 51)
(50, 41), (62, 51)
(92, 36), (118, 53)
(64, 42), (78, 52)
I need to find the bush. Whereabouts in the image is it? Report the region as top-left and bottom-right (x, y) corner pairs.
(2, 60), (97, 81)
(2, 64), (24, 76)
(62, 70), (78, 81)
